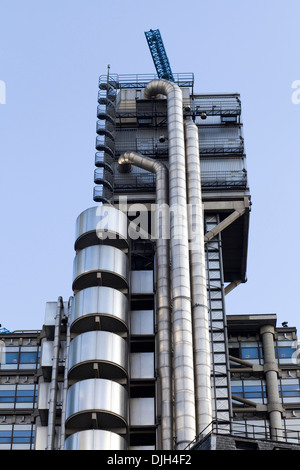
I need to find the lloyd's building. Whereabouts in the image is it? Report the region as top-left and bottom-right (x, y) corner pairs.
(46, 55), (251, 448)
(43, 63), (251, 451)
(1, 31), (300, 452)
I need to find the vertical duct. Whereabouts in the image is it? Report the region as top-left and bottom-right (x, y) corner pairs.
(260, 325), (283, 440)
(47, 296), (63, 450)
(118, 152), (172, 450)
(60, 296), (72, 450)
(144, 80), (196, 449)
(184, 120), (212, 435)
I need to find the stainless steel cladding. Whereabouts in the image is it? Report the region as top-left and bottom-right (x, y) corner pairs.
(64, 430), (127, 450)
(74, 205), (128, 252)
(67, 177), (129, 448)
(72, 244), (129, 292)
(184, 120), (212, 435)
(70, 286), (128, 334)
(65, 378), (128, 429)
(68, 330), (128, 381)
(144, 80), (196, 449)
(118, 151), (173, 450)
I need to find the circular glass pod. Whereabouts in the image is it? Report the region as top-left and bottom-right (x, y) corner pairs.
(65, 378), (127, 430)
(64, 430), (127, 450)
(70, 286), (128, 334)
(72, 245), (129, 293)
(74, 206), (128, 252)
(68, 330), (128, 382)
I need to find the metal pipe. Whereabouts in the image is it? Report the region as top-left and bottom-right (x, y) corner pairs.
(118, 152), (173, 450)
(184, 120), (212, 436)
(47, 296), (63, 450)
(144, 80), (196, 449)
(260, 325), (283, 441)
(60, 296), (72, 450)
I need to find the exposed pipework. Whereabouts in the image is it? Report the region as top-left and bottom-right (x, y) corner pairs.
(184, 120), (212, 436)
(260, 325), (283, 440)
(144, 80), (196, 449)
(118, 152), (173, 450)
(60, 296), (72, 450)
(47, 296), (63, 450)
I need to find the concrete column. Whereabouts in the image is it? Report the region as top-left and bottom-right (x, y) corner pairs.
(260, 325), (283, 441)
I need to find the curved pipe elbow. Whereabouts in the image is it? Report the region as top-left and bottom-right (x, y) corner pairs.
(118, 152), (166, 176)
(144, 79), (180, 100)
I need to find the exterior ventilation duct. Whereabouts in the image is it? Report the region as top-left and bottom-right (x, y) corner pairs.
(118, 152), (172, 450)
(47, 296), (63, 450)
(144, 80), (196, 449)
(184, 120), (212, 436)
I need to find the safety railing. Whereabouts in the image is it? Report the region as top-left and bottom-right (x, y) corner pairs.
(185, 419), (300, 449)
(114, 170), (247, 193)
(99, 73), (194, 90)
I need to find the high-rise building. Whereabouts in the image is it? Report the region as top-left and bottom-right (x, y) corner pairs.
(59, 69), (252, 451)
(1, 48), (300, 451)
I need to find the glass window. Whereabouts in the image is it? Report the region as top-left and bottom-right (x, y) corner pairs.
(279, 381), (300, 397)
(5, 352), (19, 364)
(231, 385), (243, 397)
(19, 352), (38, 364)
(15, 386), (37, 405)
(241, 347), (259, 359)
(13, 430), (32, 443)
(0, 426), (35, 448)
(276, 347), (296, 358)
(0, 430), (11, 443)
(0, 390), (15, 403)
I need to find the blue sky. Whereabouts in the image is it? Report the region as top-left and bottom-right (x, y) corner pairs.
(0, 0), (299, 332)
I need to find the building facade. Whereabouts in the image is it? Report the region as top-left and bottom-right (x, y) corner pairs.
(190, 315), (300, 450)
(0, 71), (299, 451)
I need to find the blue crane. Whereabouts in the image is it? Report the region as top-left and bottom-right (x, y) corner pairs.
(144, 29), (174, 82)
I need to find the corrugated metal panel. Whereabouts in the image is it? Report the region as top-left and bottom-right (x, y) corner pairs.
(198, 126), (241, 140)
(200, 158), (245, 172)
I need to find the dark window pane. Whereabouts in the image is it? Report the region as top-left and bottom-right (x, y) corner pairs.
(13, 437), (31, 443)
(5, 352), (18, 363)
(0, 431), (12, 437)
(277, 347), (296, 358)
(0, 397), (14, 402)
(0, 390), (15, 396)
(16, 390), (35, 397)
(241, 348), (259, 359)
(19, 352), (37, 364)
(13, 431), (32, 437)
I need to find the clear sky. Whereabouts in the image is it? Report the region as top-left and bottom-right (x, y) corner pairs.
(0, 0), (299, 333)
